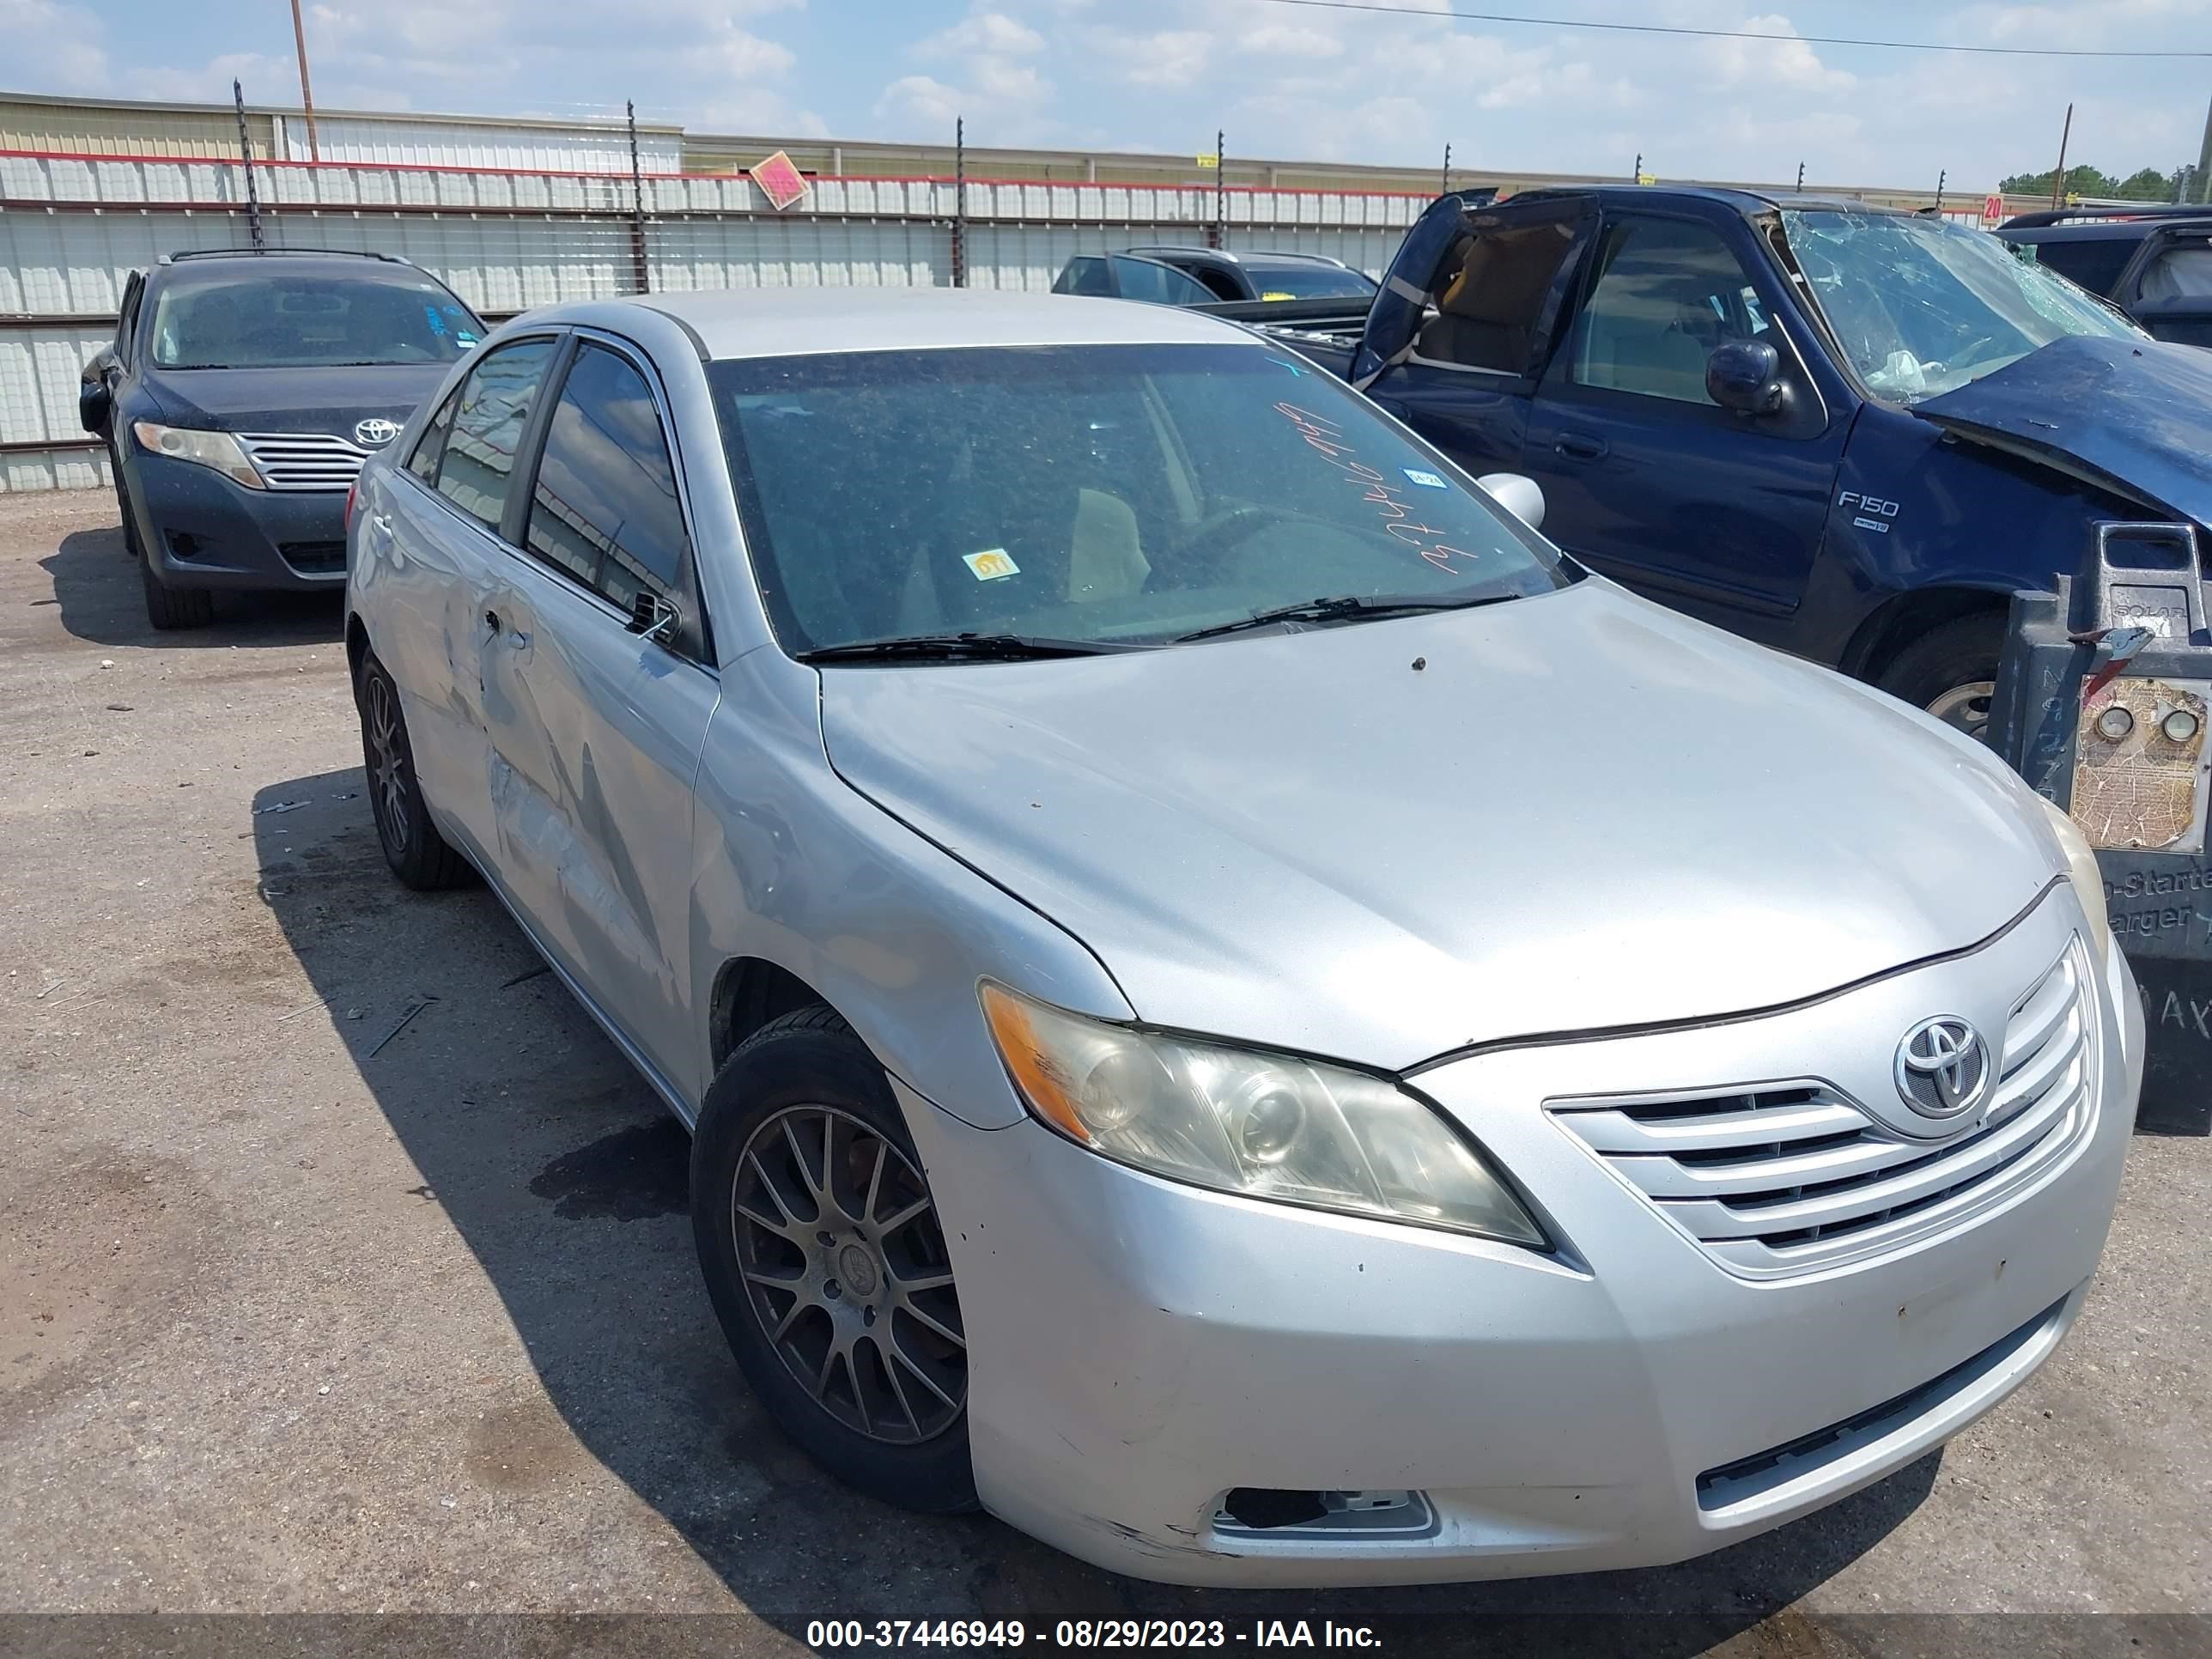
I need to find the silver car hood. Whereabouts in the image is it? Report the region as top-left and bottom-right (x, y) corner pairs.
(818, 580), (2062, 1071)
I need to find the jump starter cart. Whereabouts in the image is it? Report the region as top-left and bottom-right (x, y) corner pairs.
(1990, 522), (2212, 1134)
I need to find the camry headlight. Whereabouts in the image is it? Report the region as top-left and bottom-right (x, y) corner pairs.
(2039, 794), (2113, 958)
(132, 421), (263, 489)
(980, 981), (1546, 1247)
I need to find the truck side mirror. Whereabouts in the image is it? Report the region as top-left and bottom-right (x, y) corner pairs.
(1475, 471), (1546, 532)
(1705, 340), (1788, 416)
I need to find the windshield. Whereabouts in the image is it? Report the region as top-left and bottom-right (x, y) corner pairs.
(1243, 263), (1379, 301)
(711, 343), (1572, 657)
(1781, 210), (2142, 402)
(149, 270), (483, 370)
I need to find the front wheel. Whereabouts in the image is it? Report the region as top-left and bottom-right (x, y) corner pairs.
(1875, 612), (2004, 744)
(690, 1007), (977, 1513)
(139, 550), (212, 630)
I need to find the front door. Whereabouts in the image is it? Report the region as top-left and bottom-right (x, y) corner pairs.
(479, 334), (720, 1100)
(1520, 210), (1849, 623)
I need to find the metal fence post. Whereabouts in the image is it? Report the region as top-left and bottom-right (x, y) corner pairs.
(1213, 129), (1225, 250)
(952, 117), (967, 289)
(233, 80), (265, 252)
(627, 100), (651, 295)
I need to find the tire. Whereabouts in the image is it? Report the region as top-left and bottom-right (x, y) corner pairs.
(108, 439), (143, 561)
(1874, 611), (2005, 744)
(354, 649), (474, 890)
(690, 1006), (978, 1514)
(139, 550), (213, 631)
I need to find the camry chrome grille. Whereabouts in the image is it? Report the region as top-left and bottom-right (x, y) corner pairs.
(237, 431), (370, 492)
(1548, 942), (2097, 1278)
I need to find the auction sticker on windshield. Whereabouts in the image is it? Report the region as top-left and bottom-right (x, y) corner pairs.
(963, 549), (1021, 580)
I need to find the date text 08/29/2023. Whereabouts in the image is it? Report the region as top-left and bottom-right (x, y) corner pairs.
(804, 1620), (1384, 1650)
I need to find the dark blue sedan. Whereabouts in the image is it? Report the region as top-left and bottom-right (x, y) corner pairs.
(80, 248), (485, 629)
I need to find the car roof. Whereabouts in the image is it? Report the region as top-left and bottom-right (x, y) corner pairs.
(1124, 245), (1346, 268)
(537, 287), (1267, 361)
(1506, 184), (1906, 218)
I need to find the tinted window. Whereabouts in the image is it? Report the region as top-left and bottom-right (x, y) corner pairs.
(713, 343), (1572, 657)
(435, 338), (556, 533)
(1565, 216), (1767, 404)
(2011, 234), (2136, 297)
(2137, 243), (2212, 301)
(1109, 257), (1218, 307)
(526, 343), (691, 616)
(1239, 263), (1377, 301)
(408, 387), (459, 485)
(1055, 257), (1114, 297)
(148, 269), (483, 369)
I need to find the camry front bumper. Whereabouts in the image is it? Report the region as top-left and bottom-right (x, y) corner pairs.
(902, 890), (2138, 1587)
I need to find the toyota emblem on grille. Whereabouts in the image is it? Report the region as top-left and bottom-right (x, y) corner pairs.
(1894, 1016), (1991, 1121)
(354, 417), (402, 448)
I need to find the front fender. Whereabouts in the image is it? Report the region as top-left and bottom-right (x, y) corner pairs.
(687, 646), (1133, 1130)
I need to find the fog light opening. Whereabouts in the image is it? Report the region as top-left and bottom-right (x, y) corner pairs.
(1213, 1487), (1436, 1538)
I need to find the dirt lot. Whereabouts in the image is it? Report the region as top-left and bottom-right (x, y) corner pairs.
(2, 490), (2208, 1658)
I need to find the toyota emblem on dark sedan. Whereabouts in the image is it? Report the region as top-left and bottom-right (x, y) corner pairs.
(355, 416), (402, 448)
(1895, 1016), (1991, 1120)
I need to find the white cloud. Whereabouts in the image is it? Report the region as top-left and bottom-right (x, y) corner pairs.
(1701, 14), (1855, 94)
(1091, 27), (1214, 88)
(920, 10), (1046, 58)
(876, 3), (1055, 137)
(1, 0), (111, 91)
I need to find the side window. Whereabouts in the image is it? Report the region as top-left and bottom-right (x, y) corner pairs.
(1055, 256), (1114, 297)
(1109, 256), (1217, 307)
(407, 387), (460, 486)
(1414, 217), (1586, 374)
(2136, 242), (2212, 303)
(1182, 264), (1244, 301)
(2023, 236), (2134, 297)
(434, 337), (556, 533)
(116, 274), (144, 365)
(1565, 216), (1770, 404)
(525, 343), (693, 622)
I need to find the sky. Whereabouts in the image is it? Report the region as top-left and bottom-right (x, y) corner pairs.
(10, 0), (2212, 191)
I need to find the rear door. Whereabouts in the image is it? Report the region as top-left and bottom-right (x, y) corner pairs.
(2121, 228), (2212, 347)
(478, 331), (720, 1098)
(367, 333), (561, 863)
(1519, 207), (1848, 620)
(1355, 191), (1596, 480)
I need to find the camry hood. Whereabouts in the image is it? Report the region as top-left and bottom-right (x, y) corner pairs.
(142, 363), (450, 435)
(1916, 335), (2212, 526)
(819, 582), (2063, 1072)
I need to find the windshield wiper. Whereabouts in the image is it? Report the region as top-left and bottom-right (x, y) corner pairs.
(796, 632), (1143, 665)
(1175, 592), (1516, 644)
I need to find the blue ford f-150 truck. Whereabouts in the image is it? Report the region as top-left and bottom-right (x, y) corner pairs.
(1258, 185), (2212, 737)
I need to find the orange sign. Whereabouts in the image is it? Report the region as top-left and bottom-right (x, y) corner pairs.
(749, 149), (810, 211)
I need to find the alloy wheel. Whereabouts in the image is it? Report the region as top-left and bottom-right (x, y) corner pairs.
(731, 1104), (966, 1444)
(1926, 679), (1995, 744)
(364, 672), (412, 858)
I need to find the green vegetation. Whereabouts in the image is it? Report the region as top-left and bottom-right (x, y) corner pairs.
(1998, 164), (2178, 202)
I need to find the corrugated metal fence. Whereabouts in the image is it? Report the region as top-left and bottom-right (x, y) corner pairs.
(0, 149), (1426, 491)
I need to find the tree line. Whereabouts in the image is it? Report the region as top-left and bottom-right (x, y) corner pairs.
(1998, 164), (2179, 202)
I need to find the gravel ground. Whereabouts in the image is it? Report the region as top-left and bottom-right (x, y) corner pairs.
(1, 491), (2206, 1658)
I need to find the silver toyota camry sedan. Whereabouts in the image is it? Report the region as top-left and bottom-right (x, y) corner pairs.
(343, 287), (2142, 1587)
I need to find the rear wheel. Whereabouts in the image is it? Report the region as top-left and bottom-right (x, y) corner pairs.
(691, 1007), (977, 1513)
(355, 649), (473, 890)
(1875, 612), (2004, 744)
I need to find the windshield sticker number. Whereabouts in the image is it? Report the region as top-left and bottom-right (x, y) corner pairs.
(1273, 403), (1484, 577)
(963, 549), (1021, 580)
(424, 305), (447, 337)
(1838, 490), (1899, 534)
(1401, 468), (1449, 489)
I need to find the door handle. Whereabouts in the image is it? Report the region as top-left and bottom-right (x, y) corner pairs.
(1554, 433), (1608, 461)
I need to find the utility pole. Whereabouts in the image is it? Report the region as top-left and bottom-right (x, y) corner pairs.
(2196, 94), (2212, 203)
(1632, 150), (1641, 183)
(288, 0), (320, 161)
(1441, 142), (1451, 197)
(233, 79), (264, 252)
(2051, 102), (2073, 210)
(1796, 161), (1805, 191)
(1935, 168), (1946, 212)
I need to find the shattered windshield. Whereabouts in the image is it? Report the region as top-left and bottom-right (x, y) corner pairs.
(1781, 209), (2142, 402)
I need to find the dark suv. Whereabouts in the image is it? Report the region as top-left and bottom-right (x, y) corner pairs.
(80, 248), (486, 629)
(1996, 205), (2212, 347)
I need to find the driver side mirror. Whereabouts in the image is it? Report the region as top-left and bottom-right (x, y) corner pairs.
(78, 348), (117, 434)
(1475, 471), (1546, 532)
(1705, 340), (1789, 417)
